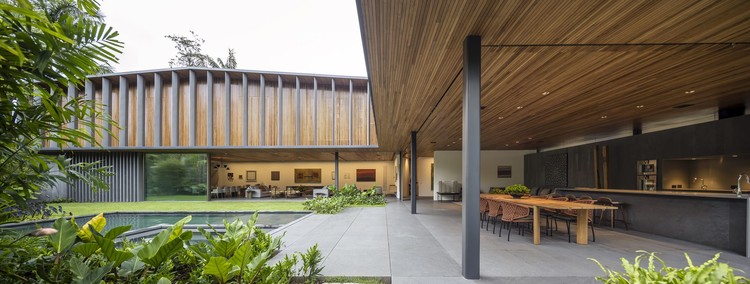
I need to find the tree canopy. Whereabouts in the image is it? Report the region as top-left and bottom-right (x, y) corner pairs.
(0, 0), (122, 223)
(166, 30), (237, 69)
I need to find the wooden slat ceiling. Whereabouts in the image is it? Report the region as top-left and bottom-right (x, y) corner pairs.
(358, 0), (750, 156)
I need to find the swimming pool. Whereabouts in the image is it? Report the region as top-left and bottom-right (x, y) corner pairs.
(1, 211), (310, 237)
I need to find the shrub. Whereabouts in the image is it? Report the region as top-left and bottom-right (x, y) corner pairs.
(0, 212), (323, 283)
(504, 184), (529, 195)
(590, 250), (750, 284)
(303, 196), (347, 214)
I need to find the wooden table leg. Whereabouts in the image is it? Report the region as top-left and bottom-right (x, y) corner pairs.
(576, 209), (589, 245)
(533, 206), (540, 245)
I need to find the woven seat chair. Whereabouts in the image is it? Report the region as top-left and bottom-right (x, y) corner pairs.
(553, 199), (596, 243)
(479, 198), (490, 228)
(485, 200), (504, 235)
(499, 201), (534, 241)
(542, 197), (567, 235)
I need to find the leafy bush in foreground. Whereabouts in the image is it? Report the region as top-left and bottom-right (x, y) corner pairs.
(590, 250), (749, 284)
(0, 212), (323, 283)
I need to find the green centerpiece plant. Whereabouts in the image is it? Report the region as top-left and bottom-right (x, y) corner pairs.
(504, 184), (530, 198)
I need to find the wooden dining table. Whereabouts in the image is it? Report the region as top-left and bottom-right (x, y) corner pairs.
(480, 194), (616, 245)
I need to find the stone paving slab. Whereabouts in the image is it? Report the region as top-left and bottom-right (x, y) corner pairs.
(271, 198), (750, 283)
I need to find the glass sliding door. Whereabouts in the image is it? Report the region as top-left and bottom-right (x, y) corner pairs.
(145, 153), (208, 201)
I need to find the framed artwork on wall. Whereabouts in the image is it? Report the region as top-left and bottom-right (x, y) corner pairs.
(246, 170), (257, 182)
(497, 166), (512, 178)
(356, 169), (376, 182)
(295, 168), (321, 183)
(271, 171), (280, 181)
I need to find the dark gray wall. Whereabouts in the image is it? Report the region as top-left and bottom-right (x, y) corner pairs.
(67, 152), (145, 202)
(525, 115), (750, 189)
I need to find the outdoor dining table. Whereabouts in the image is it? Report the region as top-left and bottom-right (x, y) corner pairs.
(480, 194), (616, 245)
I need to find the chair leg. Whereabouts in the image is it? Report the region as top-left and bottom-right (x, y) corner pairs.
(492, 217), (497, 234)
(565, 220), (571, 243)
(507, 222), (513, 241)
(498, 220), (502, 237)
(590, 220), (596, 242)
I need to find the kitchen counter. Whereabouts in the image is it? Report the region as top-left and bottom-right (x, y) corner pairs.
(555, 187), (748, 256)
(561, 188), (747, 199)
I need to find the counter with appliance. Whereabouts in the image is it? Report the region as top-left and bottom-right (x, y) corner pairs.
(555, 187), (749, 257)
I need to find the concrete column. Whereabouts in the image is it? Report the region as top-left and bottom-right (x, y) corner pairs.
(411, 131), (417, 214)
(397, 151), (403, 200)
(461, 35), (481, 279)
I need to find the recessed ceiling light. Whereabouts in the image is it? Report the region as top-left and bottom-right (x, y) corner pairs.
(458, 138), (462, 140)
(527, 137), (532, 140)
(516, 106), (523, 110)
(600, 115), (608, 119)
(452, 141), (456, 144)
(498, 116), (504, 120)
(636, 105), (644, 108)
(505, 144), (509, 146)
(732, 154), (739, 158)
(685, 90), (695, 94)
(515, 141), (520, 143)
(542, 91), (550, 96)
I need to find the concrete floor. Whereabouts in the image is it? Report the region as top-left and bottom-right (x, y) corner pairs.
(271, 198), (750, 283)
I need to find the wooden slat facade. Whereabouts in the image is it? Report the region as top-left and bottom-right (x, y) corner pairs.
(45, 68), (376, 150)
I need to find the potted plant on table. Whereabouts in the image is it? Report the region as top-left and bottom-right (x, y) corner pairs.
(504, 184), (530, 198)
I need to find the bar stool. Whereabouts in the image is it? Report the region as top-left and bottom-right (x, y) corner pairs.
(596, 197), (629, 230)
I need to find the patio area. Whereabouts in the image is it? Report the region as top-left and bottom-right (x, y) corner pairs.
(271, 198), (750, 283)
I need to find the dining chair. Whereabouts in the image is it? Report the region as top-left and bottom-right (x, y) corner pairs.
(485, 200), (503, 235)
(210, 187), (219, 199)
(542, 197), (567, 235)
(479, 198), (489, 228)
(565, 194), (577, 201)
(553, 199), (596, 243)
(578, 195), (592, 200)
(595, 197), (628, 230)
(499, 201), (534, 241)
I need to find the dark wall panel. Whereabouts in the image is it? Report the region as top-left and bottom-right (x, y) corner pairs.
(526, 115), (750, 189)
(67, 152), (144, 202)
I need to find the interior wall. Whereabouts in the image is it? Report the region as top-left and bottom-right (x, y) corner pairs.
(215, 161), (394, 191)
(417, 157), (434, 198)
(434, 150), (534, 198)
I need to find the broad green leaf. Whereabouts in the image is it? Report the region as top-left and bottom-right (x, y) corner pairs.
(93, 231), (134, 267)
(71, 242), (100, 257)
(203, 257), (239, 284)
(77, 213), (106, 242)
(104, 225), (132, 240)
(168, 215), (192, 241)
(118, 247), (144, 278)
(49, 217), (77, 253)
(156, 277), (171, 284)
(230, 242), (254, 278)
(139, 238), (184, 268)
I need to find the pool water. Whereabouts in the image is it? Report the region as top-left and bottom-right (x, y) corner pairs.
(2, 212), (309, 235)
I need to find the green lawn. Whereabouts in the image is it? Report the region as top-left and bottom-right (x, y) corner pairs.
(51, 201), (306, 216)
(145, 195), (208, 201)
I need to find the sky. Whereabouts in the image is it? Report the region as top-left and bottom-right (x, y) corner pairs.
(100, 0), (367, 77)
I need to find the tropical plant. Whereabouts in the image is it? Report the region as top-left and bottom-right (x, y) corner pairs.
(304, 184), (386, 214)
(166, 30), (237, 68)
(504, 184), (530, 195)
(590, 250), (750, 284)
(299, 244), (324, 284)
(0, 0), (121, 224)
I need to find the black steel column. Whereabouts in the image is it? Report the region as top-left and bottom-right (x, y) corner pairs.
(397, 151), (403, 200)
(334, 152), (340, 191)
(462, 35), (481, 279)
(410, 131), (417, 214)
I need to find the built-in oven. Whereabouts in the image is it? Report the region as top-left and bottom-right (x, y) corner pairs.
(637, 160), (658, 190)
